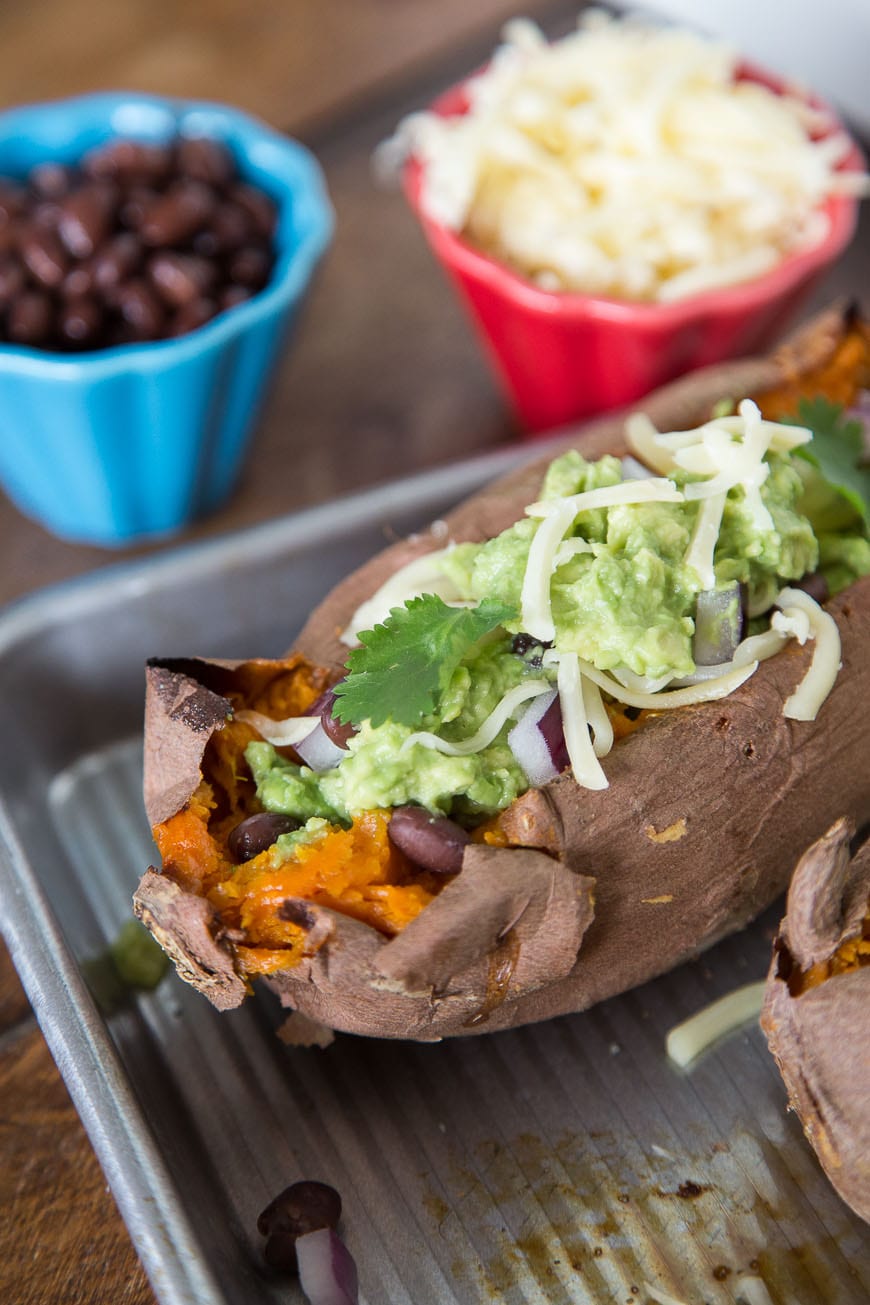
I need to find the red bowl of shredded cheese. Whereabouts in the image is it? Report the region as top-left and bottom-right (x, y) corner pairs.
(398, 16), (865, 433)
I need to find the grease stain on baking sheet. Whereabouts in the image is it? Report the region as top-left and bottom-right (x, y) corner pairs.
(423, 1127), (864, 1303)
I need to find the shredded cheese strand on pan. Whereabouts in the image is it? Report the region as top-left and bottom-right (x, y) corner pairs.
(665, 981), (767, 1067)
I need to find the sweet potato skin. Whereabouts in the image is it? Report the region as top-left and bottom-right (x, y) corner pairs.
(762, 823), (870, 1224)
(135, 304), (870, 1039)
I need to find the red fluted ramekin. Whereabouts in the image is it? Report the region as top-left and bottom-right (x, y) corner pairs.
(405, 68), (863, 434)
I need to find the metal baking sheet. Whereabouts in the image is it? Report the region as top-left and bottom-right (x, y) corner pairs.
(0, 447), (868, 1305)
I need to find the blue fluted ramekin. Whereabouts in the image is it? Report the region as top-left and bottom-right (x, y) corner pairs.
(0, 93), (333, 546)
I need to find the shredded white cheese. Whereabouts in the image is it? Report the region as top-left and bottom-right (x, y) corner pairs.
(670, 628), (788, 685)
(401, 678), (552, 757)
(666, 981), (767, 1068)
(520, 499), (579, 641)
(525, 477), (683, 519)
(683, 491), (727, 589)
(775, 587), (842, 721)
(521, 479), (683, 640)
(341, 547), (462, 646)
(234, 711), (319, 747)
(387, 11), (867, 301)
(582, 675), (614, 759)
(555, 653), (609, 790)
(565, 656), (759, 711)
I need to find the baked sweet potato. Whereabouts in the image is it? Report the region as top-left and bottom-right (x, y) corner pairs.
(761, 819), (870, 1224)
(135, 303), (870, 1040)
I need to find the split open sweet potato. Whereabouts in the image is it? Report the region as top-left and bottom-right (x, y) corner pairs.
(135, 303), (870, 1040)
(762, 819), (870, 1224)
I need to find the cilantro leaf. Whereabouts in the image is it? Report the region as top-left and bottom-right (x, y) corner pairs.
(787, 397), (870, 529)
(332, 594), (516, 729)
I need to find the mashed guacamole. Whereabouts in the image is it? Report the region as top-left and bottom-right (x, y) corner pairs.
(246, 436), (869, 830)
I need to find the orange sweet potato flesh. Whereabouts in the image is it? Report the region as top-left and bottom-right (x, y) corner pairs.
(136, 303), (870, 1039)
(144, 656), (442, 975)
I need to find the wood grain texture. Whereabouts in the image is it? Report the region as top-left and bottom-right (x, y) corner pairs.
(0, 1004), (152, 1305)
(0, 0), (568, 137)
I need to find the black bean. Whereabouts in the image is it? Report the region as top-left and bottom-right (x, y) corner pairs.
(93, 233), (142, 293)
(116, 278), (165, 338)
(168, 296), (217, 336)
(59, 296), (103, 345)
(139, 180), (216, 246)
(227, 243), (271, 290)
(176, 137), (236, 188)
(31, 162), (74, 199)
(227, 812), (300, 863)
(257, 1181), (342, 1239)
(0, 258), (25, 306)
(119, 185), (158, 230)
(84, 138), (173, 185)
(511, 633), (551, 667)
(219, 284), (251, 312)
(62, 263), (97, 298)
(57, 183), (117, 259)
(8, 290), (53, 345)
(199, 201), (252, 254)
(305, 688), (356, 749)
(387, 805), (470, 875)
(0, 181), (26, 222)
(230, 182), (277, 238)
(20, 225), (68, 287)
(263, 1232), (299, 1274)
(147, 251), (216, 307)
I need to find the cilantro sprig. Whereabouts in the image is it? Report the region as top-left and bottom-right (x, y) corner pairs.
(788, 397), (870, 529)
(332, 594), (515, 729)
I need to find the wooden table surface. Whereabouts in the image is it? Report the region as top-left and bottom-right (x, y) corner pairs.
(0, 3), (867, 1302)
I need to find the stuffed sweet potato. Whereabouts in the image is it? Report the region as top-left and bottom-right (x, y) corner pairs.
(136, 303), (870, 1039)
(762, 819), (870, 1224)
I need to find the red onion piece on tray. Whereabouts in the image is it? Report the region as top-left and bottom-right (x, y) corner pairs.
(693, 582), (743, 666)
(507, 687), (569, 786)
(297, 1227), (359, 1305)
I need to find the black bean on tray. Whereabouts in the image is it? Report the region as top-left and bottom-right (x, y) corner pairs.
(0, 136), (277, 352)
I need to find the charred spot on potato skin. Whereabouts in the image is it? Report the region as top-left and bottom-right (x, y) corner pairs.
(774, 937), (795, 985)
(715, 715), (730, 733)
(279, 900), (317, 929)
(743, 741), (755, 758)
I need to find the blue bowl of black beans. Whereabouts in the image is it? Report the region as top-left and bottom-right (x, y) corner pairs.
(0, 92), (333, 544)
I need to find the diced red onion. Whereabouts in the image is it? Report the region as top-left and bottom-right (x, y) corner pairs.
(296, 1227), (359, 1305)
(295, 719), (347, 773)
(693, 583), (743, 666)
(507, 688), (569, 786)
